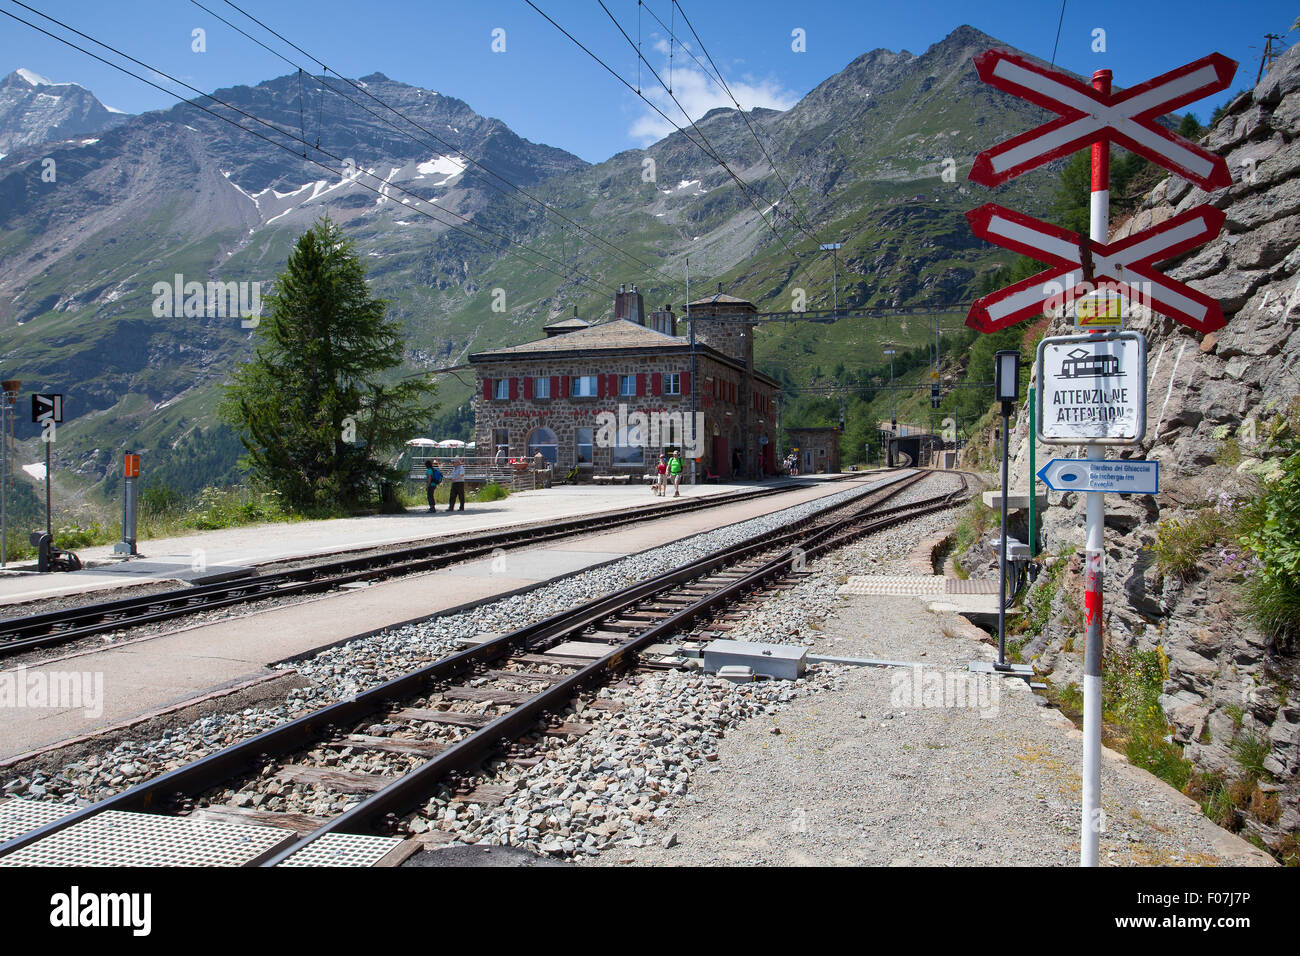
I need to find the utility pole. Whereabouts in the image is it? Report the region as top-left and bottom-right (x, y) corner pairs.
(0, 380), (16, 567)
(883, 347), (897, 426)
(819, 243), (841, 315)
(687, 257), (696, 485)
(1258, 33), (1285, 83)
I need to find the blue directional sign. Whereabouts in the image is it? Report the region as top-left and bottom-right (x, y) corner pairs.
(1038, 458), (1159, 494)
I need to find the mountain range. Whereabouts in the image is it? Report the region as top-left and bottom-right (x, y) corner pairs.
(0, 24), (1068, 500)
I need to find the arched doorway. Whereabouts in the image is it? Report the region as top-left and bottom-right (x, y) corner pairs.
(527, 426), (558, 465)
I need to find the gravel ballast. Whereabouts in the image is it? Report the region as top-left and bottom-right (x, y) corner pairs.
(0, 477), (903, 806)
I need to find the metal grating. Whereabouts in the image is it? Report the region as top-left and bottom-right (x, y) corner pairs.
(276, 832), (403, 867)
(945, 578), (999, 594)
(837, 575), (946, 596)
(0, 798), (80, 843)
(0, 810), (295, 867)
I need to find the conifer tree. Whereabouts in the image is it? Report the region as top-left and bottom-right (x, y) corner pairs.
(221, 216), (437, 510)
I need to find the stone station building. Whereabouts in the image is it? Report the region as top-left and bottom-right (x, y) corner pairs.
(469, 288), (780, 479)
(784, 426), (842, 474)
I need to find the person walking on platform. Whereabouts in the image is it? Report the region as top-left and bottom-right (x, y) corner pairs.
(446, 458), (466, 512)
(655, 454), (668, 496)
(668, 451), (684, 497)
(425, 460), (443, 513)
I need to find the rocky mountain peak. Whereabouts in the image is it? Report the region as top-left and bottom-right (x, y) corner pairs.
(0, 67), (129, 155)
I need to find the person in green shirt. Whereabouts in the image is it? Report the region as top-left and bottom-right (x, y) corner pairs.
(668, 451), (684, 497)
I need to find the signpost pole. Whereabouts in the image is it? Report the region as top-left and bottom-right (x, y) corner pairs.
(1028, 384), (1038, 556)
(1081, 68), (1112, 870)
(998, 407), (1011, 667)
(44, 431), (52, 539)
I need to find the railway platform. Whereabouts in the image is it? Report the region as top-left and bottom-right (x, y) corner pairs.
(0, 474), (883, 764)
(0, 477), (851, 608)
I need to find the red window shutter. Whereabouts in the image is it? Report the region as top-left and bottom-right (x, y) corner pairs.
(550, 375), (559, 398)
(560, 376), (569, 398)
(636, 373), (646, 396)
(483, 378), (492, 401)
(523, 377), (533, 400)
(598, 374), (607, 398)
(609, 374), (619, 397)
(509, 377), (518, 401)
(651, 372), (662, 396)
(681, 372), (691, 395)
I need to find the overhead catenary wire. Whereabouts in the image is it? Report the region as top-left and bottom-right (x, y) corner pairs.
(594, 0), (800, 256)
(202, 0), (682, 293)
(2, 1), (605, 292)
(524, 0), (798, 259)
(651, 0), (824, 244)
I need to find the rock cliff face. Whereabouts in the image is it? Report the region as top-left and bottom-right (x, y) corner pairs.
(973, 43), (1300, 854)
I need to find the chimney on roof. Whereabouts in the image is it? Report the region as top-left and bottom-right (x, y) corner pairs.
(648, 304), (676, 337)
(614, 283), (646, 326)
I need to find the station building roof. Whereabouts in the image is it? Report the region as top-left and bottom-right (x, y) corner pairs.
(469, 318), (780, 388)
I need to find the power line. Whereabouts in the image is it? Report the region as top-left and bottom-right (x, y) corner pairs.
(595, 0), (799, 256)
(1050, 0), (1067, 66)
(662, 0), (823, 243)
(525, 0), (797, 258)
(198, 0), (681, 293)
(3, 1), (603, 292)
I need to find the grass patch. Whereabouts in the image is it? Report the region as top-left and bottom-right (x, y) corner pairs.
(951, 495), (995, 555)
(37, 486), (307, 558)
(474, 482), (510, 502)
(1149, 508), (1230, 579)
(1013, 547), (1073, 639)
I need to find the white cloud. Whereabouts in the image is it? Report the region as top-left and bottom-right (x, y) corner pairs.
(628, 37), (798, 145)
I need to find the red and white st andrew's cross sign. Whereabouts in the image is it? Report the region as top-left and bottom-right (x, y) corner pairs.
(965, 202), (1228, 335)
(968, 50), (1236, 192)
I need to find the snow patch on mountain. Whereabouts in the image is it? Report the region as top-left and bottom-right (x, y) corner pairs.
(16, 68), (55, 86)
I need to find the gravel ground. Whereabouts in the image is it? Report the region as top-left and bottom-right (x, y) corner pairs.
(585, 597), (1272, 866)
(0, 477), (904, 806)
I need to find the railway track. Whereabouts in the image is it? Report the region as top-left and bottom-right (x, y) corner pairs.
(0, 470), (966, 866)
(0, 480), (830, 659)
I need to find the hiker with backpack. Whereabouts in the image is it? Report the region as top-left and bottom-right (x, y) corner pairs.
(425, 460), (443, 512)
(668, 451), (684, 496)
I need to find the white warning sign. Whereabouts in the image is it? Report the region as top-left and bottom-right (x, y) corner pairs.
(1036, 331), (1147, 445)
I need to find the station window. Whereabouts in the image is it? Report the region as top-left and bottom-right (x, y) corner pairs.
(613, 426), (644, 466)
(576, 427), (594, 465)
(619, 375), (636, 397)
(572, 375), (598, 397)
(534, 377), (550, 399)
(491, 428), (508, 456)
(664, 372), (681, 395)
(493, 379), (509, 400)
(528, 426), (558, 465)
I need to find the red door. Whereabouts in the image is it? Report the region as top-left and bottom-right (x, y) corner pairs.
(711, 435), (728, 479)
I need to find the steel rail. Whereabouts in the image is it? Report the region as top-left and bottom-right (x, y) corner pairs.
(0, 471), (927, 859)
(0, 481), (826, 657)
(259, 474), (968, 865)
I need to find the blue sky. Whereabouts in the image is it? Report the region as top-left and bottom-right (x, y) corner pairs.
(1, 0), (1295, 162)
